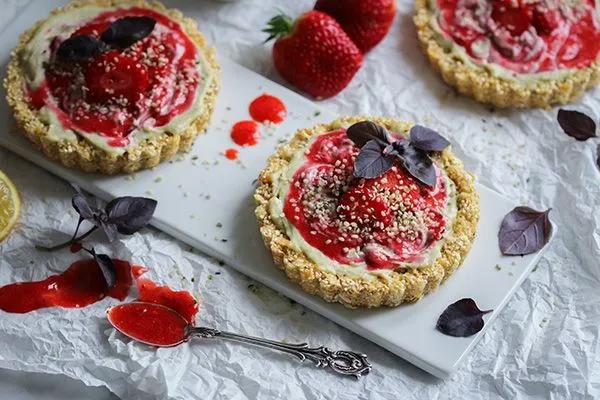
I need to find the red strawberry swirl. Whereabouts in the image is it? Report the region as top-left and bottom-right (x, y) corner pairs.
(436, 0), (600, 74)
(282, 130), (452, 271)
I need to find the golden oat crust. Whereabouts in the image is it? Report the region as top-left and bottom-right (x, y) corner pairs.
(414, 0), (600, 108)
(4, 0), (219, 174)
(254, 116), (480, 309)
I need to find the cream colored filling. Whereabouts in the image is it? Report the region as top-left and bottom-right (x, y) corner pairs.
(19, 5), (215, 155)
(269, 122), (457, 279)
(426, 0), (597, 84)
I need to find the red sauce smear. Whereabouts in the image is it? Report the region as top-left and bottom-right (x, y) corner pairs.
(436, 0), (600, 74)
(28, 7), (200, 146)
(230, 120), (260, 147)
(132, 266), (198, 324)
(249, 93), (287, 124)
(107, 302), (188, 347)
(0, 259), (132, 313)
(283, 130), (449, 270)
(224, 148), (239, 160)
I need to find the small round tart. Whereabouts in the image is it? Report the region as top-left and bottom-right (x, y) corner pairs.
(255, 117), (479, 308)
(4, 0), (219, 174)
(414, 0), (600, 108)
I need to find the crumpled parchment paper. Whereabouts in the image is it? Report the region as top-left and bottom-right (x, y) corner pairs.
(0, 0), (599, 399)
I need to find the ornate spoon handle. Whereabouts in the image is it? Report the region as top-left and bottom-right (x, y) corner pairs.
(188, 327), (372, 378)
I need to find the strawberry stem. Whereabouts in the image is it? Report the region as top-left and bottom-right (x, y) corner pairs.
(263, 14), (294, 42)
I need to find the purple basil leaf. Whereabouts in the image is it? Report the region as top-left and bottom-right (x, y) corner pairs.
(99, 220), (118, 243)
(499, 207), (552, 256)
(557, 109), (597, 141)
(72, 192), (95, 220)
(400, 146), (436, 187)
(436, 298), (492, 337)
(106, 196), (157, 235)
(101, 16), (156, 49)
(93, 251), (117, 288)
(57, 35), (104, 61)
(347, 121), (392, 148)
(354, 140), (394, 179)
(409, 125), (451, 152)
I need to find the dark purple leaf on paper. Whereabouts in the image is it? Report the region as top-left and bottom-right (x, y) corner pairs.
(557, 109), (597, 141)
(106, 196), (157, 235)
(347, 121), (392, 148)
(101, 16), (156, 49)
(436, 298), (492, 337)
(353, 140), (394, 179)
(499, 207), (552, 256)
(409, 125), (450, 152)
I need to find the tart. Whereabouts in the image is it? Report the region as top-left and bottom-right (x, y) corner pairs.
(414, 0), (600, 108)
(4, 0), (219, 174)
(254, 117), (479, 308)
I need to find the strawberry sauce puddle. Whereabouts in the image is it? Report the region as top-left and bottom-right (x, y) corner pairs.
(284, 129), (450, 270)
(0, 259), (132, 313)
(28, 7), (201, 147)
(0, 260), (198, 325)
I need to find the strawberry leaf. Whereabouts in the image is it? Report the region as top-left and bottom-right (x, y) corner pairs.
(557, 109), (597, 141)
(499, 207), (552, 256)
(436, 298), (492, 337)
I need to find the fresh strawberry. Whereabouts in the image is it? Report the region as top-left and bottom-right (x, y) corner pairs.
(314, 0), (396, 53)
(264, 11), (363, 99)
(85, 50), (149, 103)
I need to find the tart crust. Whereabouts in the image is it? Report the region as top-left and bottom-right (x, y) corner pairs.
(4, 0), (219, 175)
(254, 116), (480, 308)
(414, 0), (600, 108)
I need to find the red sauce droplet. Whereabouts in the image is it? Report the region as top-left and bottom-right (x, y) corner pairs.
(0, 259), (132, 313)
(249, 93), (287, 124)
(134, 271), (199, 324)
(107, 302), (188, 347)
(224, 148), (239, 160)
(69, 243), (83, 253)
(230, 120), (260, 147)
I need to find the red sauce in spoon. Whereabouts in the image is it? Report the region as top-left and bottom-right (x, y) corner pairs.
(0, 259), (133, 314)
(107, 302), (188, 347)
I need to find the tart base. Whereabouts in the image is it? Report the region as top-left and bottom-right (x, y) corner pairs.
(414, 0), (600, 109)
(254, 116), (480, 309)
(4, 0), (220, 175)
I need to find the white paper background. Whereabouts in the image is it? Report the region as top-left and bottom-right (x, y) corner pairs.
(0, 0), (599, 399)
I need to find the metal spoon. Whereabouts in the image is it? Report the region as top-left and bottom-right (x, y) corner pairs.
(107, 302), (372, 379)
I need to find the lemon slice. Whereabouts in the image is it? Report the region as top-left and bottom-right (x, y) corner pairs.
(0, 170), (20, 242)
